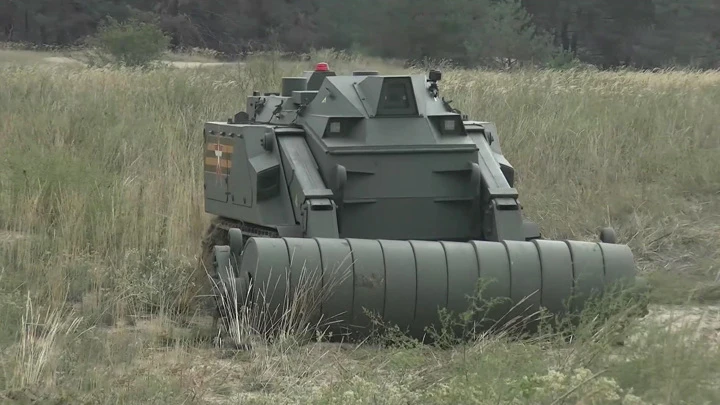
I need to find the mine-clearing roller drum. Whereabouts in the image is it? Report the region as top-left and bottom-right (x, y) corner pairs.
(202, 63), (647, 340)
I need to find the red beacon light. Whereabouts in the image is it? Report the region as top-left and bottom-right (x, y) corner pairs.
(315, 62), (329, 72)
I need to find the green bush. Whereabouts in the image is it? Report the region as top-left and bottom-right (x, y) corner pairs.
(88, 18), (170, 68)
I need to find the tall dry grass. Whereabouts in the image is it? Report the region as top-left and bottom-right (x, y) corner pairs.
(1, 50), (719, 403)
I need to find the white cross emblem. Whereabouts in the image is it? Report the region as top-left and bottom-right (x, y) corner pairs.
(214, 140), (223, 178)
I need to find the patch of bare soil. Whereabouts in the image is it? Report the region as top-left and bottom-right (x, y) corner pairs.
(41, 56), (241, 69)
(92, 313), (387, 403)
(636, 304), (720, 343)
(162, 61), (239, 68)
(43, 56), (83, 64)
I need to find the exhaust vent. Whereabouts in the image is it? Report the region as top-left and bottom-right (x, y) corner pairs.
(352, 71), (379, 76)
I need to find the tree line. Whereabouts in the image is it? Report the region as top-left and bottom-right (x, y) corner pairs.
(2, 0), (719, 69)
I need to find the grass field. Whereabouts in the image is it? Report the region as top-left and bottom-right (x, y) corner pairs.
(1, 49), (720, 404)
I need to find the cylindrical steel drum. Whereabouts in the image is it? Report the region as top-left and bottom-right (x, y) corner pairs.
(233, 237), (637, 340)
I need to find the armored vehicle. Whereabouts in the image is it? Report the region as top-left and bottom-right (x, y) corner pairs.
(200, 63), (641, 340)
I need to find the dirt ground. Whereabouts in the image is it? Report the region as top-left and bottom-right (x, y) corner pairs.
(42, 56), (239, 68)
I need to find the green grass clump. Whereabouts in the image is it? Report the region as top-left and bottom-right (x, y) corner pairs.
(1, 49), (719, 403)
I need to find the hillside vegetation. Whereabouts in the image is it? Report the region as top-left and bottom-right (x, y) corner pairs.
(1, 50), (720, 403)
(3, 0), (720, 70)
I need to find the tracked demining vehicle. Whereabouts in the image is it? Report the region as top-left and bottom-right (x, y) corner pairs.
(200, 63), (643, 340)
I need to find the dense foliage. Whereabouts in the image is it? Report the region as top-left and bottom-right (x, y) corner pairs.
(2, 0), (719, 69)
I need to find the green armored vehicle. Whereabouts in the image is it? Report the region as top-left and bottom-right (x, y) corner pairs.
(201, 62), (641, 340)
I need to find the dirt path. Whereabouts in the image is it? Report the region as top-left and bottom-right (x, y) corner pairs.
(42, 56), (241, 68)
(163, 61), (238, 68)
(43, 56), (82, 64)
(642, 304), (720, 343)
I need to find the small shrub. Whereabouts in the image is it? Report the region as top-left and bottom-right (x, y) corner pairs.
(87, 18), (170, 68)
(546, 48), (589, 70)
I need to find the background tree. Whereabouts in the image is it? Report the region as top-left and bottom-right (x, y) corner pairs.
(632, 0), (720, 69)
(465, 0), (556, 69)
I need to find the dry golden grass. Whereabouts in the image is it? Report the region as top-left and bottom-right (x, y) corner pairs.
(1, 49), (719, 403)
